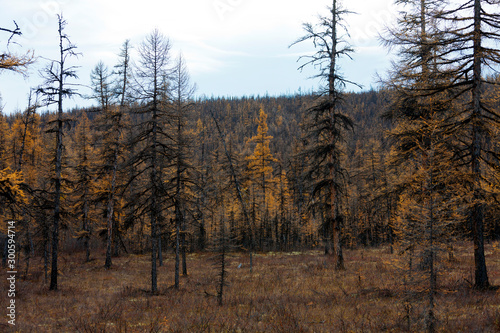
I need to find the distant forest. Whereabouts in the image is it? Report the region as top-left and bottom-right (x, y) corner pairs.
(0, 89), (399, 254)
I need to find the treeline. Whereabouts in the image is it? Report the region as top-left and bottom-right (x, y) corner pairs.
(2, 85), (499, 259)
(0, 89), (390, 251)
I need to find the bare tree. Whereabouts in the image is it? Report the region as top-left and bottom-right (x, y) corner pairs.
(291, 0), (357, 270)
(73, 113), (94, 263)
(37, 14), (80, 291)
(169, 54), (196, 286)
(130, 29), (172, 293)
(114, 39), (133, 108)
(90, 61), (123, 269)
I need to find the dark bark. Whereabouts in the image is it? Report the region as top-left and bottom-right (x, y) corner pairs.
(104, 142), (119, 269)
(216, 218), (227, 306)
(37, 15), (79, 291)
(471, 0), (489, 290)
(181, 220), (187, 276)
(50, 18), (66, 291)
(150, 109), (158, 293)
(174, 204), (180, 289)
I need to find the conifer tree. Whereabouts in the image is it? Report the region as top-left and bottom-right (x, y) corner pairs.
(291, 0), (357, 269)
(276, 165), (291, 251)
(130, 29), (172, 293)
(37, 14), (79, 291)
(436, 0), (500, 289)
(0, 168), (25, 215)
(72, 113), (95, 262)
(246, 108), (277, 249)
(381, 0), (472, 329)
(211, 111), (255, 270)
(170, 54), (196, 286)
(90, 61), (126, 268)
(114, 39), (132, 107)
(385, 0), (500, 290)
(193, 118), (209, 251)
(215, 211), (229, 306)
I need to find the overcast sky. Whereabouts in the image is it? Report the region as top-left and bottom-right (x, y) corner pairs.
(0, 0), (398, 114)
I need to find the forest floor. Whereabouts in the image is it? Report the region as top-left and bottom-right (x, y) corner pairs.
(1, 242), (500, 332)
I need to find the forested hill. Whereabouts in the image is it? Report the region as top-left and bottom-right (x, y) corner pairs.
(1, 89), (396, 253)
(2, 87), (499, 261)
(193, 90), (391, 166)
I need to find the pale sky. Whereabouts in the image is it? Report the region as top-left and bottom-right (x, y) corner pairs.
(0, 0), (398, 114)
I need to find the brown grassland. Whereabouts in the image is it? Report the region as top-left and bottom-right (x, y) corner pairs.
(1, 242), (500, 332)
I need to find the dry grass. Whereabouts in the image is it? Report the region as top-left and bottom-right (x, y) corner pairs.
(1, 241), (500, 332)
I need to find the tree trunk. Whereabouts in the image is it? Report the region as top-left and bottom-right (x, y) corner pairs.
(175, 204), (180, 289)
(158, 237), (163, 267)
(181, 219), (187, 276)
(50, 87), (63, 291)
(105, 135), (119, 268)
(329, 0), (344, 271)
(471, 0), (489, 289)
(104, 196), (114, 269)
(83, 189), (90, 262)
(150, 118), (158, 293)
(43, 234), (48, 283)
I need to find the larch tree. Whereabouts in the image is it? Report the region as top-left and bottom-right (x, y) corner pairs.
(112, 40), (139, 254)
(13, 94), (40, 277)
(381, 1), (457, 329)
(29, 116), (56, 282)
(0, 168), (25, 217)
(114, 39), (132, 108)
(170, 54), (196, 287)
(0, 21), (33, 220)
(131, 29), (172, 293)
(435, 0), (500, 290)
(211, 110), (255, 271)
(291, 0), (357, 269)
(0, 21), (34, 74)
(90, 61), (123, 269)
(193, 117), (209, 251)
(72, 112), (95, 262)
(37, 14), (80, 291)
(276, 165), (292, 251)
(0, 104), (27, 217)
(246, 108), (277, 249)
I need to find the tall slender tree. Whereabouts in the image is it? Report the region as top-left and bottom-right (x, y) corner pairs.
(291, 0), (357, 270)
(90, 61), (124, 269)
(381, 1), (456, 329)
(246, 108), (277, 248)
(73, 113), (95, 262)
(37, 14), (79, 291)
(436, 0), (500, 290)
(114, 39), (132, 108)
(131, 29), (172, 293)
(170, 54), (196, 286)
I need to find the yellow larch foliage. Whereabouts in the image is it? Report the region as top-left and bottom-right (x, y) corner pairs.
(0, 167), (26, 209)
(246, 108), (277, 185)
